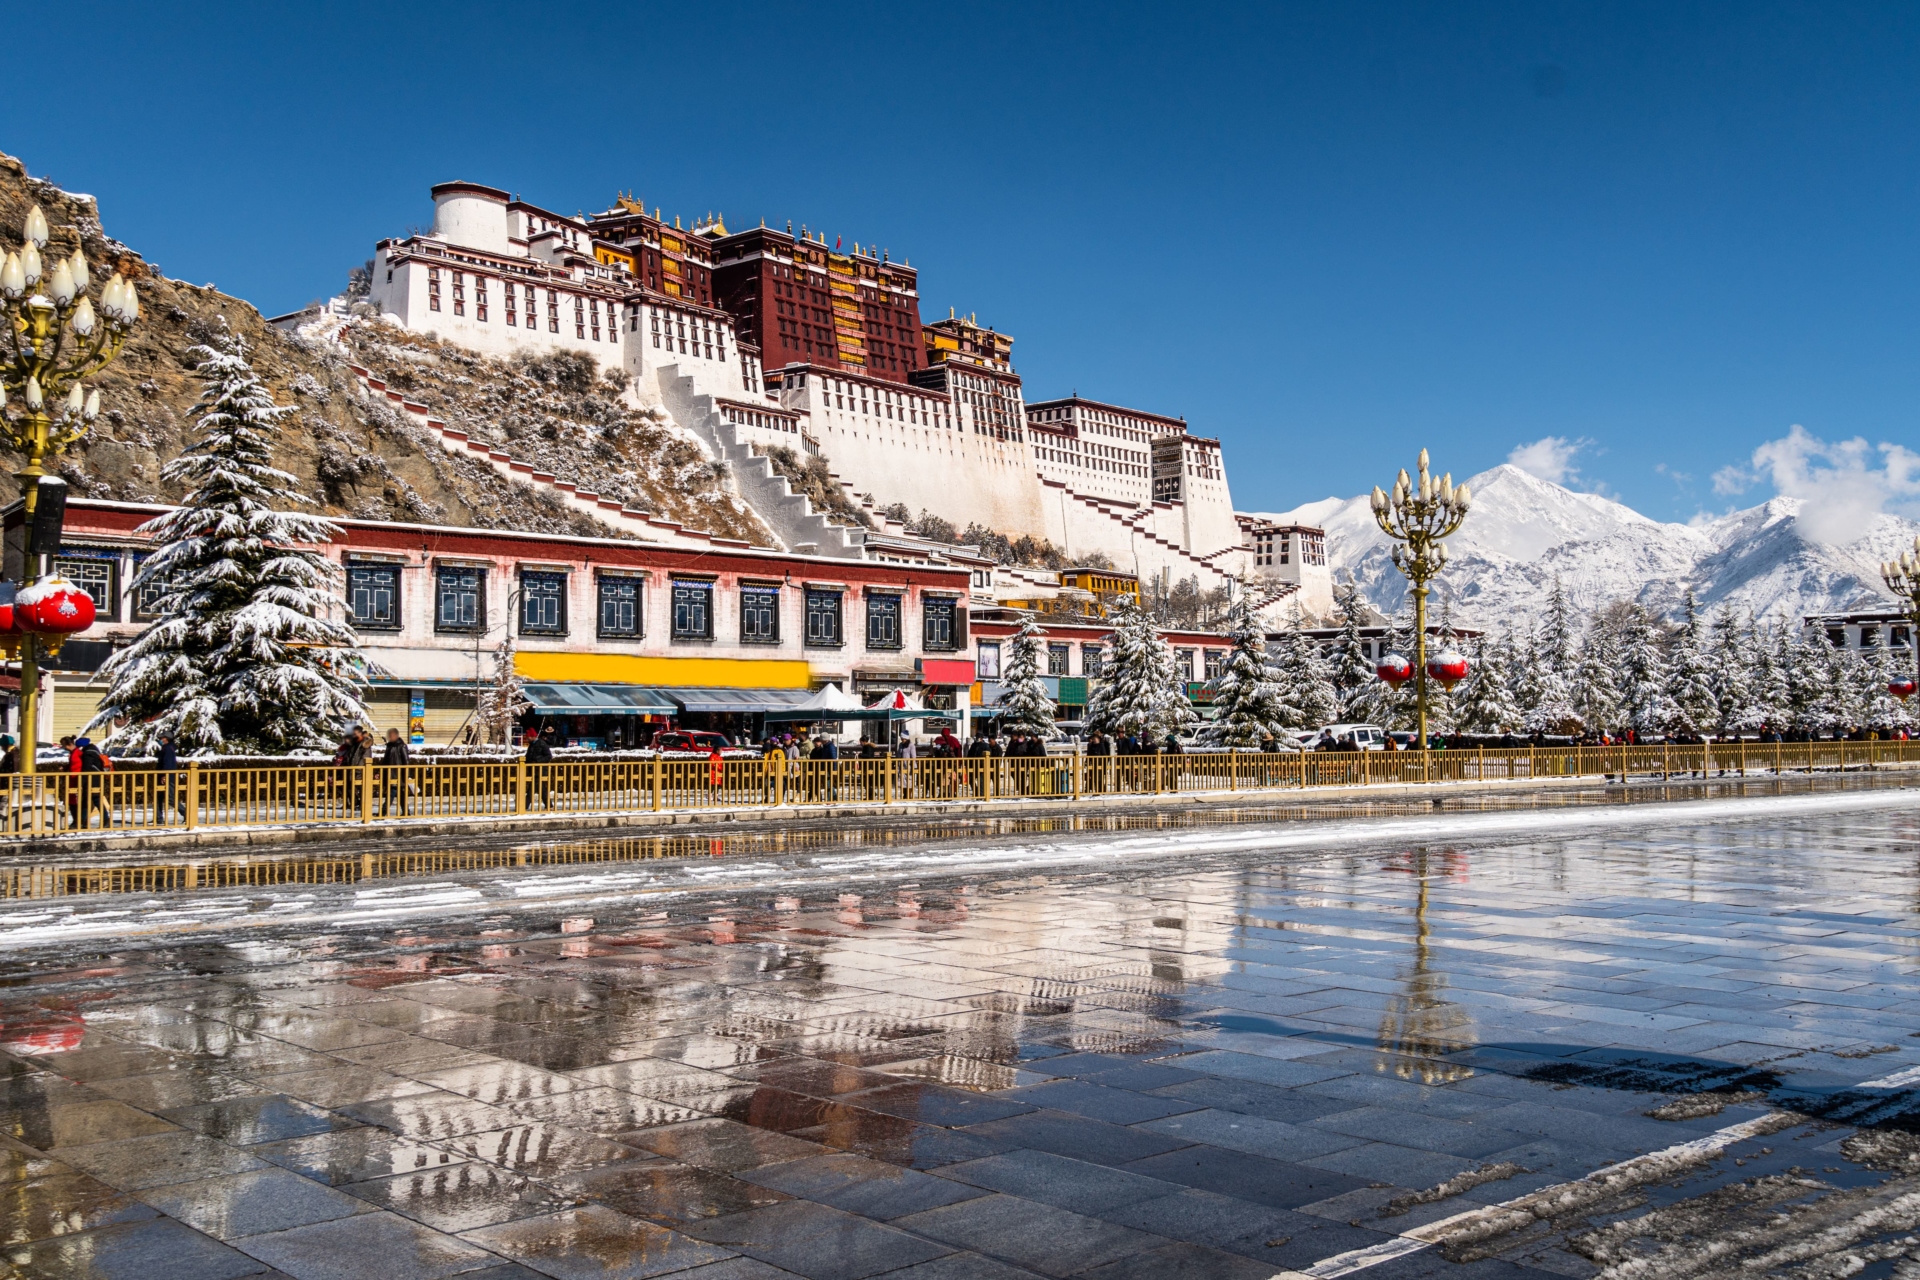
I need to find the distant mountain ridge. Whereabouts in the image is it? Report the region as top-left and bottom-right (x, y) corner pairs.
(1252, 463), (1916, 629)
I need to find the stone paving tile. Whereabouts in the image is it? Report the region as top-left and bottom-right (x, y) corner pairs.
(1077, 1240), (1282, 1279)
(737, 1151), (987, 1219)
(136, 1166), (377, 1239)
(550, 1156), (794, 1224)
(341, 1159), (573, 1233)
(933, 1148), (1180, 1215)
(1124, 1145), (1375, 1209)
(162, 1093), (357, 1146)
(680, 1199), (953, 1279)
(614, 1118), (831, 1172)
(462, 1204), (739, 1279)
(55, 1129), (270, 1190)
(235, 1209), (498, 1279)
(1002, 1078), (1202, 1124)
(1, 1168), (161, 1246)
(958, 1107), (1190, 1166)
(1142, 1106), (1370, 1160)
(252, 1126), (471, 1186)
(892, 1192), (1163, 1277)
(5, 1214), (278, 1278)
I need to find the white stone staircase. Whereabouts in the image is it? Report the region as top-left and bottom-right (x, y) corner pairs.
(1042, 477), (1245, 587)
(655, 366), (869, 560)
(341, 362), (771, 553)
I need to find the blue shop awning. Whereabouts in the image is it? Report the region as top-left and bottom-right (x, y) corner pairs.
(668, 687), (817, 715)
(522, 683), (678, 716)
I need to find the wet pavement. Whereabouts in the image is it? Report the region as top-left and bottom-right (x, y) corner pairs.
(1, 779), (1919, 1277)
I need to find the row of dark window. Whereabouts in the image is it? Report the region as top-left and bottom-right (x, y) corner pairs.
(347, 563), (963, 650)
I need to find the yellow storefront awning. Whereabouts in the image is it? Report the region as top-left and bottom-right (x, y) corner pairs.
(514, 652), (811, 690)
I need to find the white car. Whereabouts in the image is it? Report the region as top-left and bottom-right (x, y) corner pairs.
(1299, 723), (1388, 751)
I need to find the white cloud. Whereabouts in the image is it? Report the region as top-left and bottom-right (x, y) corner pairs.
(1745, 424), (1920, 545)
(1507, 436), (1586, 485)
(1711, 464), (1752, 496)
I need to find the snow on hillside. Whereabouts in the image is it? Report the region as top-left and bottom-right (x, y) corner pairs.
(1251, 462), (1916, 630)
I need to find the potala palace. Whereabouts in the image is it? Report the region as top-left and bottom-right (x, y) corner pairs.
(340, 180), (1331, 620)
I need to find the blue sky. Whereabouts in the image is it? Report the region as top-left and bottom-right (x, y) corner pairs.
(25, 1), (1920, 523)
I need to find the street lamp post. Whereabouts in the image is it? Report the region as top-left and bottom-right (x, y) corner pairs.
(1370, 450), (1470, 750)
(0, 205), (140, 773)
(1881, 537), (1920, 687)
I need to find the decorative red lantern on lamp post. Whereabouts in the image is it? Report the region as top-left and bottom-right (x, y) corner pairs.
(1891, 676), (1918, 701)
(1376, 652), (1413, 688)
(15, 574), (95, 638)
(1426, 649), (1469, 690)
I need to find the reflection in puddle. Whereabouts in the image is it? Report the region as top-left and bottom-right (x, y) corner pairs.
(1376, 850), (1475, 1084)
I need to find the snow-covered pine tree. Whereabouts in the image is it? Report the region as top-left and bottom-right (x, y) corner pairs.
(1085, 599), (1194, 741)
(1706, 606), (1756, 736)
(1346, 608), (1414, 730)
(475, 629), (531, 746)
(1663, 589), (1717, 736)
(1787, 627), (1840, 735)
(90, 327), (368, 753)
(1616, 606), (1675, 737)
(1749, 615), (1792, 733)
(997, 613), (1059, 738)
(1207, 597), (1287, 746)
(1456, 631), (1524, 733)
(1862, 643), (1915, 734)
(1268, 605), (1341, 733)
(1522, 581), (1580, 734)
(1326, 584), (1378, 719)
(1572, 613), (1624, 735)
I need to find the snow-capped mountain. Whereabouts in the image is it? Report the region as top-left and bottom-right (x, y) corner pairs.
(1252, 463), (1917, 630)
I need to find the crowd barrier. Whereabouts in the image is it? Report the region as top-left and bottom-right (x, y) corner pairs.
(0, 740), (1914, 839)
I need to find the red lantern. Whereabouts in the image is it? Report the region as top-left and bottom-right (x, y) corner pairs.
(16, 575), (96, 636)
(1891, 677), (1918, 701)
(1376, 652), (1413, 688)
(0, 583), (18, 637)
(1426, 649), (1470, 689)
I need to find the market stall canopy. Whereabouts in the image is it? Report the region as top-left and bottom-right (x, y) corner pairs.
(764, 683), (895, 721)
(866, 689), (931, 719)
(668, 687), (816, 714)
(522, 683), (679, 716)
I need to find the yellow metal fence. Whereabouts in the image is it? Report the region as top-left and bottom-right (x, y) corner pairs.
(0, 740), (1913, 840)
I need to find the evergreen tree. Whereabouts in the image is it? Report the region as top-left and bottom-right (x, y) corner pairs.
(1863, 644), (1916, 734)
(1326, 584), (1378, 719)
(1787, 628), (1840, 735)
(1208, 598), (1288, 746)
(1707, 606), (1758, 736)
(997, 613), (1058, 738)
(1617, 606), (1675, 736)
(1268, 606), (1342, 732)
(1347, 608), (1414, 730)
(1456, 631), (1524, 733)
(1571, 610), (1624, 734)
(1085, 599), (1194, 741)
(1663, 589), (1717, 736)
(91, 328), (367, 752)
(1749, 616), (1793, 733)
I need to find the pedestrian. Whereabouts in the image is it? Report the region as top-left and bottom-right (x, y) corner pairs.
(380, 728), (410, 816)
(0, 734), (16, 775)
(525, 724), (553, 809)
(71, 736), (112, 829)
(154, 732), (183, 825)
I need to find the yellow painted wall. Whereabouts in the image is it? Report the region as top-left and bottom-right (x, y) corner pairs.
(53, 684), (103, 741)
(513, 652), (810, 689)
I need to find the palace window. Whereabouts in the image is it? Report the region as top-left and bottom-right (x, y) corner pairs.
(1047, 643), (1071, 676)
(435, 566), (485, 633)
(1082, 644), (1105, 677)
(1204, 649), (1226, 680)
(347, 562), (401, 630)
(597, 576), (641, 638)
(54, 551), (118, 624)
(740, 586), (779, 644)
(451, 271), (465, 317)
(519, 570), (567, 636)
(805, 589), (843, 647)
(923, 597), (960, 652)
(671, 581), (713, 639)
(866, 593), (901, 650)
(575, 297), (586, 340)
(547, 291), (559, 333)
(475, 277), (488, 323)
(1175, 648), (1197, 681)
(131, 554), (174, 621)
(524, 285), (536, 328)
(427, 267), (441, 312)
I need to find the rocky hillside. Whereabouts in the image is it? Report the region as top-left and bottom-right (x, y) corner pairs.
(0, 151), (768, 544)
